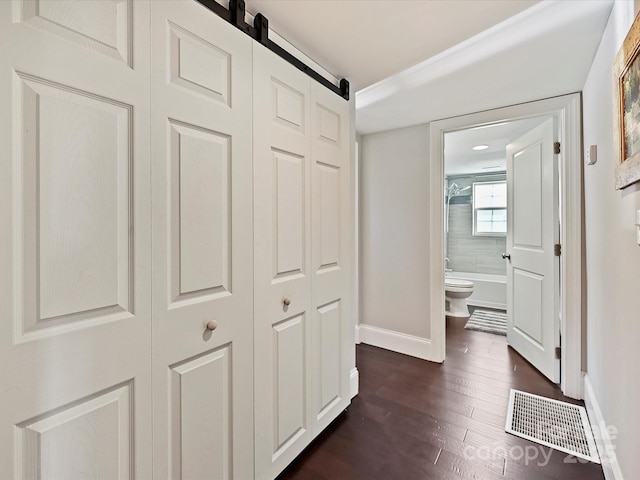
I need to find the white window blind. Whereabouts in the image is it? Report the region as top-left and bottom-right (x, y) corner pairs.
(473, 181), (507, 235)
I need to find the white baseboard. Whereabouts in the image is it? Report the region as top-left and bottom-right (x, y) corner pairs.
(584, 374), (624, 480)
(358, 324), (434, 361)
(467, 300), (507, 310)
(354, 324), (361, 344)
(350, 367), (359, 399)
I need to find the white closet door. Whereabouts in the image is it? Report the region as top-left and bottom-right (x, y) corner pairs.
(0, 1), (152, 478)
(253, 45), (313, 479)
(310, 84), (352, 433)
(150, 2), (254, 479)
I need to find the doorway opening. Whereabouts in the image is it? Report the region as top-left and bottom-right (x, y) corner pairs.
(428, 94), (584, 399)
(443, 115), (558, 379)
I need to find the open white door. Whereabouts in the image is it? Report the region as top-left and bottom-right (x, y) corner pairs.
(505, 117), (560, 383)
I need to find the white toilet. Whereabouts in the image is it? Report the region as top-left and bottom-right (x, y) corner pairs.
(445, 278), (474, 318)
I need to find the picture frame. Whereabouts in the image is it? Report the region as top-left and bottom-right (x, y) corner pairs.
(613, 11), (640, 189)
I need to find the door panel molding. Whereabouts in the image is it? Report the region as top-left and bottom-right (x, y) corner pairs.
(15, 0), (133, 66)
(16, 381), (133, 480)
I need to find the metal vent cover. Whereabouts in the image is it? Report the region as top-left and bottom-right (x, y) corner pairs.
(505, 389), (600, 463)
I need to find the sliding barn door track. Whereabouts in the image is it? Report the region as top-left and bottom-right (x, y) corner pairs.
(195, 0), (350, 100)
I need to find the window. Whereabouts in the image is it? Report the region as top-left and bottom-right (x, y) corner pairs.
(473, 181), (506, 236)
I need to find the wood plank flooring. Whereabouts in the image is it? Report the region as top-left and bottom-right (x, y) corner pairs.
(277, 312), (605, 480)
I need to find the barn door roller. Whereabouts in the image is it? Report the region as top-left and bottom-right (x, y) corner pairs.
(195, 0), (350, 100)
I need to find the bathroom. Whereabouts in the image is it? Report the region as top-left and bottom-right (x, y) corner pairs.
(443, 117), (549, 332)
(445, 172), (507, 313)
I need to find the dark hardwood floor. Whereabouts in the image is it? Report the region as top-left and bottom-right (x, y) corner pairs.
(277, 311), (605, 480)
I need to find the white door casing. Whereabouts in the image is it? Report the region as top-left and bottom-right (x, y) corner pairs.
(429, 94), (582, 398)
(506, 118), (560, 383)
(0, 1), (152, 477)
(150, 2), (254, 479)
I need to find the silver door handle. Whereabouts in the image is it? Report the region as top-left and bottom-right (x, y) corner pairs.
(502, 253), (511, 260)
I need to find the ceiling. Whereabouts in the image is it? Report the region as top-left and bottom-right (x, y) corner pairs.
(444, 117), (548, 176)
(355, 0), (614, 134)
(245, 0), (538, 91)
(243, 0), (614, 135)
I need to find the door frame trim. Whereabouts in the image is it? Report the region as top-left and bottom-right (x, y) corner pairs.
(428, 93), (583, 399)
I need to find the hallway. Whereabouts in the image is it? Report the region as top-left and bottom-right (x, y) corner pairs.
(277, 316), (605, 479)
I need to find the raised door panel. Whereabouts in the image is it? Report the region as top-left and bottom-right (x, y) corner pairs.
(151, 3), (253, 479)
(169, 20), (230, 105)
(273, 315), (306, 453)
(0, 2), (152, 478)
(274, 150), (306, 279)
(512, 143), (543, 248)
(16, 75), (132, 334)
(317, 163), (341, 271)
(273, 79), (305, 132)
(16, 383), (132, 479)
(310, 85), (351, 432)
(253, 44), (312, 479)
(316, 301), (341, 416)
(513, 270), (543, 344)
(170, 347), (231, 480)
(15, 0), (132, 66)
(169, 120), (231, 300)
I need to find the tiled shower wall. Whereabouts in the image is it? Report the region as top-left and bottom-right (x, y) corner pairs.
(446, 173), (506, 275)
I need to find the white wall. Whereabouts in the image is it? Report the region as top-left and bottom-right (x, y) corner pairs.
(582, 1), (640, 477)
(359, 14), (640, 476)
(360, 126), (430, 341)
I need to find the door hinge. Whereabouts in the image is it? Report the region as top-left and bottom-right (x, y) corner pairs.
(554, 244), (561, 256)
(555, 347), (561, 360)
(554, 142), (561, 154)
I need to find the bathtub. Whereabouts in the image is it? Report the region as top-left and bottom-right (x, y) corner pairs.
(446, 271), (506, 310)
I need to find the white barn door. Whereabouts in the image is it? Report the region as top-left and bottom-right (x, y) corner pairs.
(253, 44), (313, 479)
(254, 43), (352, 479)
(310, 84), (352, 433)
(150, 2), (254, 479)
(0, 1), (152, 477)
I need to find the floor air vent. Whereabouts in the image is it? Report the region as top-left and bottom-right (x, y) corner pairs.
(505, 389), (600, 463)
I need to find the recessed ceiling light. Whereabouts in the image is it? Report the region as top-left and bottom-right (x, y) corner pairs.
(472, 144), (490, 151)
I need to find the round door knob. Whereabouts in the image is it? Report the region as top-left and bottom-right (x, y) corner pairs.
(502, 253), (511, 260)
(283, 297), (291, 306)
(206, 320), (218, 331)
